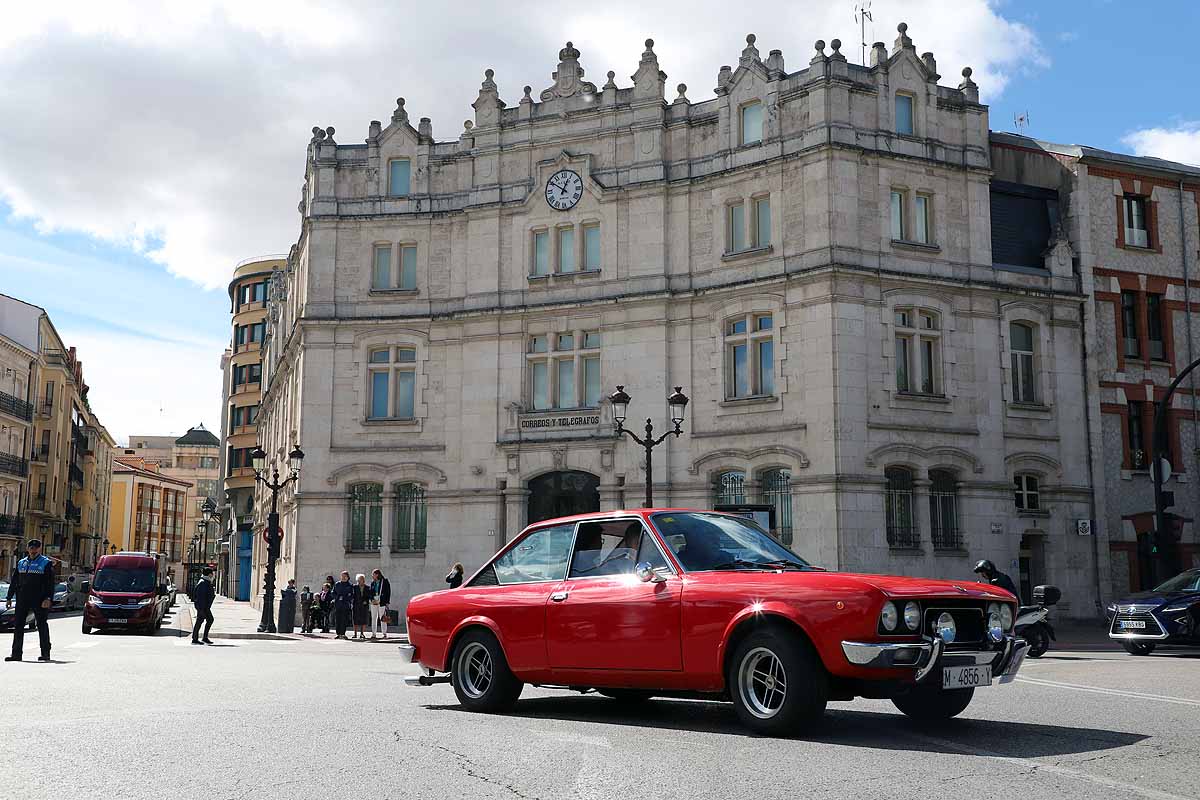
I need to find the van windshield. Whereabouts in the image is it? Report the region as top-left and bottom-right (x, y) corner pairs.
(94, 568), (156, 593)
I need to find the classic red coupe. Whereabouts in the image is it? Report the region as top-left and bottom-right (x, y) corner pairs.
(400, 509), (1026, 735)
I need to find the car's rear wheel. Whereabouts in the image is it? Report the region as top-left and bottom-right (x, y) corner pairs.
(892, 686), (975, 720)
(729, 627), (828, 736)
(598, 689), (654, 704)
(451, 629), (523, 713)
(1023, 624), (1050, 658)
(1121, 641), (1156, 656)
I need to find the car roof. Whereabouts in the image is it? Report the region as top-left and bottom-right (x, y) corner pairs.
(521, 508), (718, 529)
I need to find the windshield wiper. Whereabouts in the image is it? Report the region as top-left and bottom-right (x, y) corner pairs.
(759, 558), (809, 570)
(710, 558), (780, 571)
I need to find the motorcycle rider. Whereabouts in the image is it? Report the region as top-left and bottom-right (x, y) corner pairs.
(973, 559), (1019, 602)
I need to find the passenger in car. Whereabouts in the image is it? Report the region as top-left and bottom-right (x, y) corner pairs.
(570, 527), (605, 576)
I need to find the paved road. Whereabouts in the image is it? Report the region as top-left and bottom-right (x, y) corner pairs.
(1, 607), (1197, 800)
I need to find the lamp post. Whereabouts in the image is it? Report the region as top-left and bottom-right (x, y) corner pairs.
(609, 385), (689, 507)
(251, 443), (304, 633)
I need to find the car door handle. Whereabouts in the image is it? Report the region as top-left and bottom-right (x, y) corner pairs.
(550, 591), (569, 602)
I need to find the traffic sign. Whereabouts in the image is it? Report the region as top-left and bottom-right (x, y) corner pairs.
(1150, 457), (1172, 484)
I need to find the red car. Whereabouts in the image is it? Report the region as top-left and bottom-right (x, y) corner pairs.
(401, 509), (1026, 736)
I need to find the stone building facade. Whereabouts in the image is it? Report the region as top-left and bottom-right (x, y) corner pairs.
(0, 294), (38, 575)
(255, 25), (1103, 619)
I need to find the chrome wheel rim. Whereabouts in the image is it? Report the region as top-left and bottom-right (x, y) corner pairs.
(738, 647), (788, 719)
(458, 642), (494, 699)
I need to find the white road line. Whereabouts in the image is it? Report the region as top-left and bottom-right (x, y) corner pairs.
(913, 732), (1195, 800)
(65, 642), (100, 649)
(1016, 677), (1200, 707)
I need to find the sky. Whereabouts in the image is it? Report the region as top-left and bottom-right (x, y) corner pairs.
(1, 0), (1197, 445)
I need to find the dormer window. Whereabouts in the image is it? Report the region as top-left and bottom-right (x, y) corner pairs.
(740, 101), (763, 146)
(895, 94), (914, 136)
(388, 158), (411, 197)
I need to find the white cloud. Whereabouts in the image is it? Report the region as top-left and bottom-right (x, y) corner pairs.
(0, 1), (1046, 291)
(1122, 123), (1200, 169)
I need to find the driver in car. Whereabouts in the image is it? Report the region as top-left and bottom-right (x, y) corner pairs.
(675, 526), (733, 571)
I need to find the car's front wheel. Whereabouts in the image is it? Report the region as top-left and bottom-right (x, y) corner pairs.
(1121, 641), (1156, 656)
(451, 629), (523, 713)
(82, 622), (91, 635)
(729, 627), (828, 736)
(892, 686), (975, 721)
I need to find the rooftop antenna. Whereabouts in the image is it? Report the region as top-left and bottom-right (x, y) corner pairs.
(1015, 110), (1031, 133)
(854, 1), (873, 65)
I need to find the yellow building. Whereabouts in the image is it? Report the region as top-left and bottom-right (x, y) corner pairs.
(107, 456), (190, 570)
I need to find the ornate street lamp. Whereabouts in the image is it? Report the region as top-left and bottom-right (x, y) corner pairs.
(251, 443), (304, 633)
(608, 385), (689, 507)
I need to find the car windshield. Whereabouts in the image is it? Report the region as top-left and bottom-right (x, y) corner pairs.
(93, 568), (156, 593)
(55, 583), (67, 593)
(651, 512), (811, 572)
(1153, 570), (1200, 593)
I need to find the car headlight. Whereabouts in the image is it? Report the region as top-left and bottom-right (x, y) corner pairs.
(1000, 604), (1013, 631)
(935, 612), (956, 644)
(903, 602), (921, 631)
(137, 597), (154, 606)
(87, 595), (102, 606)
(1161, 606), (1192, 614)
(879, 601), (898, 632)
(987, 602), (1000, 618)
(987, 612), (1004, 642)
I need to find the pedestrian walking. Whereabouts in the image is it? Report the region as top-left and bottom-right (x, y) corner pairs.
(352, 573), (373, 640)
(191, 567), (216, 644)
(445, 562), (464, 589)
(370, 569), (391, 640)
(5, 539), (55, 662)
(300, 585), (315, 633)
(331, 572), (354, 639)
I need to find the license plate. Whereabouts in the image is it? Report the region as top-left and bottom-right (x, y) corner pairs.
(1119, 620), (1146, 629)
(107, 618), (127, 624)
(943, 665), (992, 689)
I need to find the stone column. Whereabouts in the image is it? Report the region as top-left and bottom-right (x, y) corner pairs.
(379, 486), (393, 568)
(503, 485), (530, 545)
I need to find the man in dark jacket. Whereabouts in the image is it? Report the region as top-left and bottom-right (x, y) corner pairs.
(5, 539), (55, 662)
(330, 571), (354, 640)
(370, 569), (391, 639)
(299, 585), (315, 633)
(191, 567), (216, 644)
(973, 559), (1020, 603)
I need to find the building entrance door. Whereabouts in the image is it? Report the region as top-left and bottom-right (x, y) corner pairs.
(527, 471), (600, 524)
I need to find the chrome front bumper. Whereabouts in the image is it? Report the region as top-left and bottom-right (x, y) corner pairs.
(841, 635), (1028, 684)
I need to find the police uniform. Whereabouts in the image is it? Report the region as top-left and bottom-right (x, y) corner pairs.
(7, 552), (55, 661)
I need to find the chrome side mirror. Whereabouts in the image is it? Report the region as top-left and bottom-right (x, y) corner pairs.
(635, 562), (667, 583)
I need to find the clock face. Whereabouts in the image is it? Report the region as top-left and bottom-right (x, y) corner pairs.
(545, 169), (583, 211)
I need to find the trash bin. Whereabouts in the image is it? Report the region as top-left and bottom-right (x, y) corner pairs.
(278, 586), (297, 634)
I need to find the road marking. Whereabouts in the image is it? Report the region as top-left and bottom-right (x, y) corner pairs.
(1017, 677), (1200, 707)
(913, 732), (1194, 800)
(65, 641), (100, 649)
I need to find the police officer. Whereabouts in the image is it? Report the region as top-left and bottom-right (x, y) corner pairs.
(5, 539), (56, 662)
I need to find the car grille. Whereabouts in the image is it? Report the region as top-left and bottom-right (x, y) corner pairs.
(924, 605), (985, 647)
(1111, 612), (1163, 636)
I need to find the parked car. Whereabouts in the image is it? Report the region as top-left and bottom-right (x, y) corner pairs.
(0, 582), (37, 630)
(401, 509), (1027, 736)
(1108, 568), (1200, 655)
(82, 552), (170, 635)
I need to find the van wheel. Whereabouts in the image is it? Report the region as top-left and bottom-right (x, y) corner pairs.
(82, 623), (91, 635)
(451, 629), (523, 713)
(893, 686), (975, 720)
(729, 627), (828, 737)
(1121, 641), (1156, 656)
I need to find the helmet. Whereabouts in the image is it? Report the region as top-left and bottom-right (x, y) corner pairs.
(973, 559), (995, 575)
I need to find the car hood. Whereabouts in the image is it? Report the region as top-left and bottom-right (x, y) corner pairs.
(686, 570), (1015, 601)
(1113, 590), (1199, 609)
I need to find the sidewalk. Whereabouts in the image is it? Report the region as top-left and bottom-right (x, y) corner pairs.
(178, 595), (408, 643)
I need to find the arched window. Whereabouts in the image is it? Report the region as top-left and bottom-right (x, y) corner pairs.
(928, 469), (961, 550)
(392, 482), (427, 552)
(894, 308), (941, 395)
(885, 467), (917, 548)
(1010, 322), (1037, 403)
(347, 483), (383, 551)
(759, 468), (793, 545)
(714, 470), (746, 505)
(1014, 473), (1040, 511)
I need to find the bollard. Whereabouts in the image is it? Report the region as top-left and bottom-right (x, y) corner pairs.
(278, 586), (297, 634)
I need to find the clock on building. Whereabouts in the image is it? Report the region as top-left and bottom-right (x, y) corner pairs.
(545, 169), (583, 210)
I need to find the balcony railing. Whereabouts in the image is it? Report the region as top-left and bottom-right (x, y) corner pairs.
(0, 391), (33, 421)
(37, 397), (53, 418)
(0, 452), (28, 478)
(0, 513), (22, 537)
(69, 462), (85, 488)
(30, 494), (47, 512)
(66, 501), (82, 524)
(30, 446), (49, 463)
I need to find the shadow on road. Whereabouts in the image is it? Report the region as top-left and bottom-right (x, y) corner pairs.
(424, 696), (1149, 757)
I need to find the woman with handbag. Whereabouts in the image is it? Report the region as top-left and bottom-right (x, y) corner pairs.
(370, 569), (391, 640)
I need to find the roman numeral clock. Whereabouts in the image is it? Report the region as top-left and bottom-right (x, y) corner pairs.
(545, 169), (583, 210)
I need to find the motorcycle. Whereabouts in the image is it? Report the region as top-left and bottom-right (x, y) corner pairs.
(1015, 584), (1060, 658)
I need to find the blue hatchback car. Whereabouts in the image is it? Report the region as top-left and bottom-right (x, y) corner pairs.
(1108, 568), (1200, 655)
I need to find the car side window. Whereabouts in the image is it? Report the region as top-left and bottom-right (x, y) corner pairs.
(568, 520), (656, 578)
(493, 523), (575, 585)
(637, 532), (670, 572)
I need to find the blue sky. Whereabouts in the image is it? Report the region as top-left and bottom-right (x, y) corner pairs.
(0, 1), (1197, 445)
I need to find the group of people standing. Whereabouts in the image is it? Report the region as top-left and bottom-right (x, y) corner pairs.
(299, 569), (392, 640)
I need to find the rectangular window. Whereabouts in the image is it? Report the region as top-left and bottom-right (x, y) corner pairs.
(531, 362), (549, 410)
(914, 194), (930, 244)
(758, 339), (775, 396)
(249, 323), (264, 344)
(1121, 290), (1140, 358)
(740, 101), (763, 145)
(729, 202), (746, 253)
(583, 331), (601, 349)
(529, 335), (548, 354)
(396, 371), (415, 419)
(1010, 323), (1037, 403)
(583, 225), (600, 271)
(731, 343), (749, 397)
(1124, 196), (1148, 248)
(399, 245), (417, 290)
(556, 333), (574, 351)
(1147, 293), (1166, 360)
(890, 190), (905, 240)
(1127, 400), (1145, 468)
(895, 94), (914, 135)
(388, 159), (411, 197)
(370, 372), (389, 419)
(533, 231), (549, 276)
(583, 356), (600, 407)
(558, 227), (576, 273)
(249, 363), (261, 383)
(557, 360), (575, 408)
(234, 325), (246, 348)
(754, 197), (771, 248)
(895, 337), (911, 392)
(920, 339), (935, 394)
(372, 245), (391, 289)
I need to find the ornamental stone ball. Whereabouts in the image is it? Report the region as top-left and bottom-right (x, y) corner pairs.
(746, 33), (756, 45)
(485, 68), (494, 79)
(831, 39), (842, 53)
(962, 67), (973, 78)
(898, 22), (908, 34)
(814, 39), (826, 53)
(645, 39), (654, 49)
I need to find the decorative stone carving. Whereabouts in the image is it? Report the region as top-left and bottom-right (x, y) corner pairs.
(541, 42), (597, 101)
(506, 453), (520, 474)
(958, 67), (979, 103)
(551, 448), (566, 469)
(631, 39), (665, 100)
(392, 97), (408, 125)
